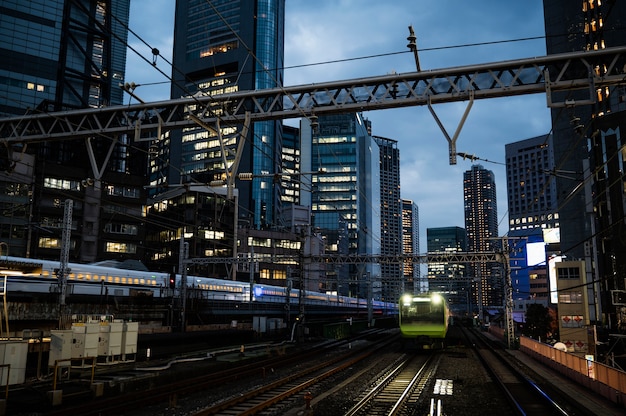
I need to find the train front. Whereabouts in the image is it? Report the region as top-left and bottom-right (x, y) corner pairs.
(398, 293), (449, 349)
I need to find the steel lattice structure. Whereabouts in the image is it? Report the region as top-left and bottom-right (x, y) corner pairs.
(1, 46), (626, 144)
(186, 251), (505, 265)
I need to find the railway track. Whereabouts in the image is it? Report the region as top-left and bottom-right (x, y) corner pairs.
(465, 328), (571, 416)
(345, 353), (439, 416)
(191, 335), (398, 415)
(34, 330), (393, 415)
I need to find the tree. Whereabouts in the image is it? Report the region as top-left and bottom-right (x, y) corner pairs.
(523, 303), (552, 341)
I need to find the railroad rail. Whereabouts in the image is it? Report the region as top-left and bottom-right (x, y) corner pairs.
(465, 328), (574, 416)
(28, 330), (390, 416)
(346, 353), (440, 416)
(192, 335), (397, 415)
(39, 339), (334, 415)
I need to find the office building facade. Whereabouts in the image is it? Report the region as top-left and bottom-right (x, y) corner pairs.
(402, 199), (421, 295)
(167, 0), (286, 229)
(305, 113), (381, 299)
(0, 1), (147, 263)
(543, 0), (626, 334)
(374, 136), (403, 302)
(505, 134), (559, 302)
(463, 164), (502, 309)
(505, 134), (558, 233)
(427, 226), (470, 313)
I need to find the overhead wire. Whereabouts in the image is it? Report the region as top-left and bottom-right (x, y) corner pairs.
(5, 6), (625, 277)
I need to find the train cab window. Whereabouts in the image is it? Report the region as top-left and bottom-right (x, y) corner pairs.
(401, 299), (445, 325)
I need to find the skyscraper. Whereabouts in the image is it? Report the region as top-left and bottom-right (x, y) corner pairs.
(402, 199), (421, 295)
(427, 226), (469, 313)
(505, 134), (558, 234)
(0, 1), (145, 262)
(463, 164), (501, 309)
(374, 136), (403, 302)
(305, 113), (381, 299)
(543, 0), (626, 333)
(505, 134), (558, 302)
(167, 0), (286, 228)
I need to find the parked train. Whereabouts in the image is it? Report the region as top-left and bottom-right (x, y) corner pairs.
(398, 293), (449, 349)
(0, 256), (397, 312)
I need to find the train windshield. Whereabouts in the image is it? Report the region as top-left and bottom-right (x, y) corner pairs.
(400, 300), (445, 325)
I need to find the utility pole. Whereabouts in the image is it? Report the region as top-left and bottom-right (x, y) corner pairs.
(498, 237), (515, 349)
(57, 199), (73, 329)
(367, 272), (373, 326)
(179, 235), (188, 331)
(285, 269), (292, 327)
(249, 245), (255, 307)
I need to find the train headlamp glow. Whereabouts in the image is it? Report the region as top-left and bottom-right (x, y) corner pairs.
(254, 286), (264, 297)
(401, 294), (413, 306)
(431, 294), (443, 304)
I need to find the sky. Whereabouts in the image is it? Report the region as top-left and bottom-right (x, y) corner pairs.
(125, 0), (552, 249)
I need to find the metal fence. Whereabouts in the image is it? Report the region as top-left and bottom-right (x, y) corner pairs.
(520, 336), (626, 406)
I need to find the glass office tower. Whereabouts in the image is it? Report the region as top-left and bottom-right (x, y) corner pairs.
(0, 1), (141, 262)
(463, 164), (501, 309)
(402, 199), (422, 294)
(543, 0), (626, 333)
(307, 113), (381, 299)
(427, 226), (469, 314)
(167, 0), (286, 228)
(374, 136), (403, 302)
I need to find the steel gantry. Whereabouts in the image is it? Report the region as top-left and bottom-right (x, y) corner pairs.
(186, 250), (515, 346)
(3, 46), (626, 345)
(2, 46), (626, 165)
(184, 251), (506, 265)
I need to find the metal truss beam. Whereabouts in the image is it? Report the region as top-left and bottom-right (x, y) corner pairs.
(2, 47), (626, 144)
(186, 251), (505, 265)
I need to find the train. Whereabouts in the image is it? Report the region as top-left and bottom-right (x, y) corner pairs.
(398, 292), (449, 349)
(0, 255), (397, 312)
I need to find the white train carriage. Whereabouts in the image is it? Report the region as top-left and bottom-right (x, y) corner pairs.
(0, 256), (398, 313)
(1, 256), (168, 296)
(184, 276), (249, 301)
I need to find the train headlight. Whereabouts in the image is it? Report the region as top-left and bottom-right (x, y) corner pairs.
(401, 294), (412, 306)
(431, 293), (443, 304)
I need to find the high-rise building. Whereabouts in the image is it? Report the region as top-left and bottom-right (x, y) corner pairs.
(166, 0), (286, 229)
(401, 199), (421, 295)
(426, 226), (470, 313)
(505, 134), (558, 233)
(543, 0), (626, 334)
(463, 164), (501, 309)
(374, 136), (403, 302)
(280, 125), (301, 206)
(505, 134), (558, 302)
(304, 114), (381, 299)
(0, 1), (146, 263)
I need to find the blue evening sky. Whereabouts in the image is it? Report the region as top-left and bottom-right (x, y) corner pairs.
(125, 0), (551, 248)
